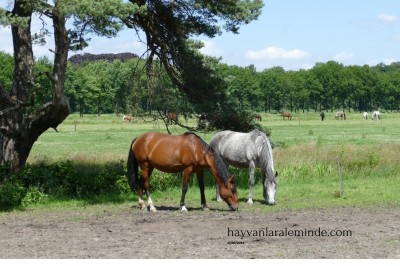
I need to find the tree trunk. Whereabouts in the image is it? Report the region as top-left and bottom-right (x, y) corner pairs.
(0, 0), (70, 171)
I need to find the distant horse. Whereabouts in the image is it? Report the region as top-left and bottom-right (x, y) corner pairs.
(363, 112), (368, 120)
(210, 129), (278, 205)
(127, 132), (238, 212)
(320, 111), (325, 121)
(335, 111), (346, 120)
(255, 114), (262, 121)
(166, 111), (178, 125)
(372, 111), (381, 120)
(281, 112), (292, 121)
(123, 114), (132, 122)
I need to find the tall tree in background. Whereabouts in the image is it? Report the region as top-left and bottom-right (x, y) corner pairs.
(0, 0), (263, 170)
(0, 0), (140, 169)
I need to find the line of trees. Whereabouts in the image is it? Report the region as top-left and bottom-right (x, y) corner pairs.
(223, 61), (400, 114)
(2, 51), (399, 117)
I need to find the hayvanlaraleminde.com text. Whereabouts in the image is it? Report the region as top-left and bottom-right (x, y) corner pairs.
(228, 227), (352, 239)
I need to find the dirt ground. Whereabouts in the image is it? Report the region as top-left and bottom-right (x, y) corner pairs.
(0, 204), (399, 259)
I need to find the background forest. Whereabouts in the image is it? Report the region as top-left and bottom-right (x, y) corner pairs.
(2, 50), (400, 119)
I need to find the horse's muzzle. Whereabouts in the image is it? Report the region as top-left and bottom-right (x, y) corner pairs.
(229, 205), (238, 211)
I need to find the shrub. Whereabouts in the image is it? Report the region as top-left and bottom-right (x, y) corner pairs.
(18, 159), (126, 198)
(0, 179), (27, 210)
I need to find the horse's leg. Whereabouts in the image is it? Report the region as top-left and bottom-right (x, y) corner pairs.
(247, 161), (255, 205)
(180, 168), (192, 212)
(137, 186), (146, 211)
(196, 170), (209, 211)
(215, 183), (222, 202)
(214, 161), (226, 202)
(134, 165), (146, 211)
(141, 165), (156, 212)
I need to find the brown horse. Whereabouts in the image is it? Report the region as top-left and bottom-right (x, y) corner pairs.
(127, 132), (239, 212)
(166, 111), (178, 125)
(281, 112), (292, 121)
(255, 114), (262, 121)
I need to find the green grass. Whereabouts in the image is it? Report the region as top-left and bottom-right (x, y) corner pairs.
(22, 111), (400, 212)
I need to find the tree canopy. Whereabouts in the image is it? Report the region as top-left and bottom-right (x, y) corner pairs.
(0, 0), (264, 169)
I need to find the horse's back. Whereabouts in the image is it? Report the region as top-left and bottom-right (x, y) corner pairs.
(132, 132), (205, 172)
(210, 130), (249, 152)
(210, 130), (264, 168)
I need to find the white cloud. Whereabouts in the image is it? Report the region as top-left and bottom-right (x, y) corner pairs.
(383, 58), (397, 65)
(334, 51), (355, 62)
(367, 58), (397, 67)
(378, 13), (398, 23)
(244, 46), (310, 60)
(199, 40), (224, 57)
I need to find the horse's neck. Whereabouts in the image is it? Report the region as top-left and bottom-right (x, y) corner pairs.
(258, 138), (274, 173)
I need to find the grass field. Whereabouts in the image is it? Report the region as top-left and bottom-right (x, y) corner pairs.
(26, 111), (400, 212)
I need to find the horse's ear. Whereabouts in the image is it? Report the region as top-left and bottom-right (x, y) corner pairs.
(275, 171), (279, 178)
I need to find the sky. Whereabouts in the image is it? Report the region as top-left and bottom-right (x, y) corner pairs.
(1, 0), (400, 71)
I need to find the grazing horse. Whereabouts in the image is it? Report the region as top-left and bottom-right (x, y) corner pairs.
(372, 111), (381, 120)
(281, 112), (292, 121)
(320, 111), (326, 121)
(255, 114), (262, 121)
(127, 132), (239, 212)
(363, 112), (368, 120)
(123, 114), (132, 122)
(335, 111), (346, 120)
(210, 129), (278, 205)
(166, 111), (178, 125)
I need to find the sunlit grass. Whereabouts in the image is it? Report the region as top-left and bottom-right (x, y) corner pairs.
(22, 112), (400, 212)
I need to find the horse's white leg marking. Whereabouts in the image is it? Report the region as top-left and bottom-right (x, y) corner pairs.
(247, 161), (255, 205)
(147, 197), (157, 212)
(181, 205), (188, 212)
(215, 181), (222, 202)
(138, 197), (146, 210)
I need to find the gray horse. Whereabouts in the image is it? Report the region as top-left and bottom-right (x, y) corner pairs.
(210, 129), (278, 205)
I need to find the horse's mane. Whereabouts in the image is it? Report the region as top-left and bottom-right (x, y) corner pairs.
(183, 132), (231, 184)
(250, 129), (276, 183)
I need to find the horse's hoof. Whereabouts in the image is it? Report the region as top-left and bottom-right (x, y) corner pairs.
(247, 199), (254, 205)
(202, 205), (210, 211)
(149, 206), (157, 212)
(216, 197), (222, 202)
(181, 206), (188, 212)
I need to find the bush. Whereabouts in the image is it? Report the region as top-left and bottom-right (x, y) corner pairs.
(208, 108), (256, 132)
(0, 179), (27, 210)
(0, 158), (187, 209)
(148, 172), (181, 192)
(17, 160), (126, 199)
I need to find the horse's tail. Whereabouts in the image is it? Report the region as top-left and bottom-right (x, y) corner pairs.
(127, 138), (140, 192)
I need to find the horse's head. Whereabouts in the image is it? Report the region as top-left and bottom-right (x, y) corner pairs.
(218, 175), (239, 211)
(263, 171), (278, 205)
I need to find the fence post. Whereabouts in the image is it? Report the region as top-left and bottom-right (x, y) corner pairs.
(337, 157), (345, 197)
